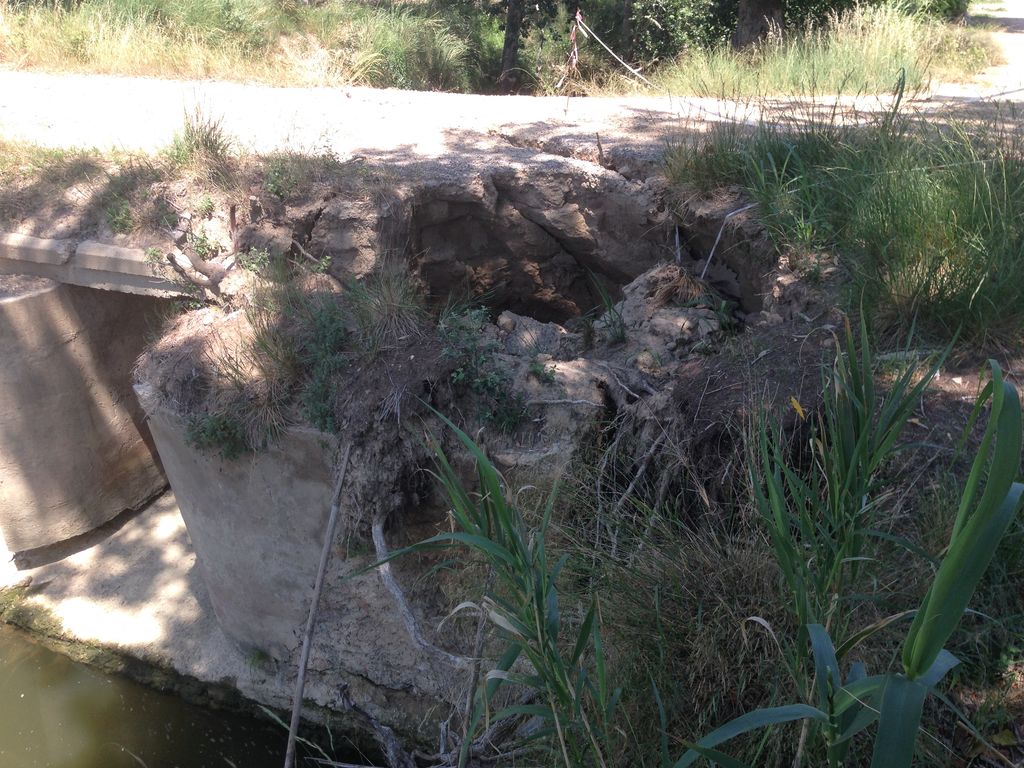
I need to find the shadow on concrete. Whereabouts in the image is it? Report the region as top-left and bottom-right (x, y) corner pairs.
(0, 282), (169, 556)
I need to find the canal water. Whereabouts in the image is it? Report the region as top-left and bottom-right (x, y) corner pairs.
(0, 625), (286, 768)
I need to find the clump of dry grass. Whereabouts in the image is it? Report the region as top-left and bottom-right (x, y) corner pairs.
(0, 0), (487, 90)
(138, 258), (430, 457)
(652, 3), (996, 97)
(165, 107), (234, 183)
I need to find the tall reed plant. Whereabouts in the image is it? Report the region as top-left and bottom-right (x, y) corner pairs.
(414, 414), (620, 767)
(752, 317), (943, 645)
(674, 356), (1023, 767)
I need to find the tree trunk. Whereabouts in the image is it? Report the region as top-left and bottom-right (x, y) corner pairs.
(498, 0), (526, 93)
(732, 0), (784, 48)
(621, 0), (634, 61)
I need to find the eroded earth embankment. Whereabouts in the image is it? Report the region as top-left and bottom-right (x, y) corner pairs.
(1, 129), (839, 752)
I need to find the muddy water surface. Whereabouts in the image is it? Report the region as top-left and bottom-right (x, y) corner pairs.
(0, 625), (285, 768)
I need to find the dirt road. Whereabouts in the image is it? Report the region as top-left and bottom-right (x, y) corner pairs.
(0, 0), (1020, 162)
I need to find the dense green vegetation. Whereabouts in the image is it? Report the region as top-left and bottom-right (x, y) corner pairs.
(668, 101), (1024, 345)
(0, 0), (994, 94)
(652, 4), (993, 96)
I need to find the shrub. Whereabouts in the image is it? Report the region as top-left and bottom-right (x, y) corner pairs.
(440, 305), (526, 432)
(348, 7), (471, 91)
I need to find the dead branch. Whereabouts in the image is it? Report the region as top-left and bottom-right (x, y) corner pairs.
(370, 509), (471, 671)
(180, 240), (228, 283)
(165, 252), (218, 291)
(284, 443), (353, 768)
(609, 432), (665, 521)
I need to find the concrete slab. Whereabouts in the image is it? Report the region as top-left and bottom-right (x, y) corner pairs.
(0, 280), (168, 551)
(0, 233), (74, 266)
(0, 233), (191, 297)
(74, 241), (156, 277)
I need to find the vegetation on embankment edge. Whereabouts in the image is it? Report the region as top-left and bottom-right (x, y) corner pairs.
(667, 98), (1024, 347)
(0, 116), (366, 242)
(0, 0), (997, 95)
(409, 332), (1024, 767)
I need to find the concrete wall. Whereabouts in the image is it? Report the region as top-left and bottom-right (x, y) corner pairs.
(138, 405), (463, 738)
(141, 407), (342, 659)
(0, 277), (168, 552)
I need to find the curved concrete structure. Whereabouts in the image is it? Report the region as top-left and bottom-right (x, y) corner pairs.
(0, 277), (167, 552)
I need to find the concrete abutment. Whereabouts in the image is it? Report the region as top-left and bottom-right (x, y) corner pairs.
(0, 276), (168, 552)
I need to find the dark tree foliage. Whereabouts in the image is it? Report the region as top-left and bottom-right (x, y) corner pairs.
(496, 0), (963, 80)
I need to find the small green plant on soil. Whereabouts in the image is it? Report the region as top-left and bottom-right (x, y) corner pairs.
(530, 356), (556, 383)
(185, 412), (249, 460)
(237, 247), (271, 274)
(439, 305), (526, 433)
(188, 227), (220, 260)
(195, 193), (214, 218)
(106, 196), (133, 233)
(264, 157), (296, 200)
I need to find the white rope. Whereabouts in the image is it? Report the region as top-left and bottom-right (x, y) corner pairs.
(575, 12), (661, 91)
(700, 203), (757, 281)
(569, 9), (663, 91)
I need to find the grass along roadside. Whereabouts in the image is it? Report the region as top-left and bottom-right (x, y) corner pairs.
(0, 0), (998, 95)
(0, 0), (499, 91)
(649, 4), (997, 98)
(667, 100), (1024, 348)
(0, 108), (372, 241)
